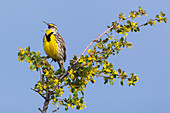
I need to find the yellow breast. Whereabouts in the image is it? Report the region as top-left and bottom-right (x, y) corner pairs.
(43, 29), (59, 60)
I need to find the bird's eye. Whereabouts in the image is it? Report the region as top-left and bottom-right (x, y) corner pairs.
(49, 25), (54, 29)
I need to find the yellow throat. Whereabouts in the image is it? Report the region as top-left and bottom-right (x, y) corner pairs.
(43, 29), (59, 60)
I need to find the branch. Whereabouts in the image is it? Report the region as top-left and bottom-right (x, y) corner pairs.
(39, 91), (51, 113)
(58, 26), (114, 81)
(58, 17), (152, 83)
(73, 18), (130, 65)
(31, 88), (46, 100)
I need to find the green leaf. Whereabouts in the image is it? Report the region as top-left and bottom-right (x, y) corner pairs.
(120, 81), (123, 86)
(65, 107), (68, 111)
(73, 90), (78, 97)
(32, 65), (36, 69)
(119, 12), (123, 16)
(26, 46), (30, 52)
(109, 80), (113, 85)
(81, 91), (84, 96)
(24, 56), (30, 62)
(136, 27), (140, 31)
(54, 69), (63, 75)
(91, 80), (95, 84)
(107, 25), (110, 28)
(59, 101), (63, 105)
(104, 78), (108, 84)
(160, 11), (165, 17)
(103, 38), (108, 43)
(76, 105), (80, 110)
(163, 18), (167, 23)
(118, 68), (121, 73)
(127, 20), (131, 24)
(155, 15), (159, 18)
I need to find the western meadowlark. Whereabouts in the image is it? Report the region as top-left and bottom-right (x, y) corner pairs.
(43, 21), (66, 69)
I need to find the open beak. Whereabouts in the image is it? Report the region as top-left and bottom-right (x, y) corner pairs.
(43, 21), (49, 26)
(42, 21), (49, 32)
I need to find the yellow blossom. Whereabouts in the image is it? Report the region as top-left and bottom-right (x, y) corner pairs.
(87, 49), (92, 53)
(67, 103), (71, 107)
(153, 21), (156, 26)
(88, 57), (93, 61)
(132, 14), (135, 18)
(40, 87), (43, 91)
(37, 50), (41, 55)
(56, 104), (59, 107)
(78, 58), (84, 63)
(44, 85), (47, 89)
(50, 88), (53, 91)
(83, 61), (86, 65)
(71, 106), (74, 109)
(106, 68), (111, 73)
(136, 77), (139, 80)
(68, 69), (73, 75)
(159, 16), (163, 20)
(80, 107), (83, 110)
(21, 50), (25, 55)
(117, 25), (121, 29)
(53, 98), (56, 102)
(129, 80), (133, 83)
(113, 70), (118, 74)
(45, 71), (49, 76)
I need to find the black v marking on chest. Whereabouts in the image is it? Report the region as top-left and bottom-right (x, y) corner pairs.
(45, 32), (54, 42)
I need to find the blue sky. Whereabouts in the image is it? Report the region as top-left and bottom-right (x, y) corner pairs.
(0, 0), (170, 113)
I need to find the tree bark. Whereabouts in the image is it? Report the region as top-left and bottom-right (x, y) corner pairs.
(42, 99), (49, 113)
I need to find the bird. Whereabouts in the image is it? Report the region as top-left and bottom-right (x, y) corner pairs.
(43, 21), (66, 69)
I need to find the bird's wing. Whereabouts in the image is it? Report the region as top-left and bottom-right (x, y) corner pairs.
(57, 33), (66, 62)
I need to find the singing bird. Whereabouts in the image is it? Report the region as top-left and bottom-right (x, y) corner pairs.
(43, 21), (66, 69)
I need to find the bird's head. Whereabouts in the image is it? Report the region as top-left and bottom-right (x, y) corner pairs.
(43, 21), (58, 33)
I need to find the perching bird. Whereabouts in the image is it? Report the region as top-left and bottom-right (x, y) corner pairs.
(43, 21), (66, 69)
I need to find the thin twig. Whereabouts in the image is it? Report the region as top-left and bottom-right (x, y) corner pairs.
(51, 108), (59, 113)
(38, 108), (43, 113)
(97, 74), (110, 78)
(73, 26), (114, 64)
(31, 88), (46, 100)
(136, 19), (158, 27)
(59, 84), (68, 88)
(39, 67), (42, 81)
(57, 98), (65, 101)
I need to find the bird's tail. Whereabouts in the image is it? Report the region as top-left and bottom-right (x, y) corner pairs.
(58, 60), (64, 70)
